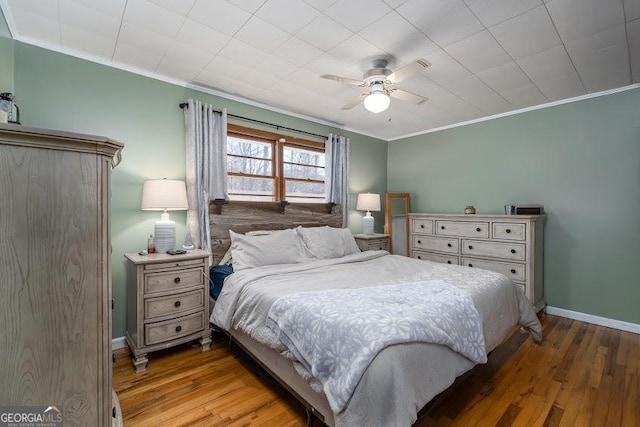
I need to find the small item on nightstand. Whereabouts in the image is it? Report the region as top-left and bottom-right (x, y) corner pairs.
(138, 250), (148, 256)
(464, 206), (476, 214)
(166, 249), (187, 255)
(147, 234), (156, 253)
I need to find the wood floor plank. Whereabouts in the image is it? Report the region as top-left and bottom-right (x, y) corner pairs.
(113, 315), (640, 426)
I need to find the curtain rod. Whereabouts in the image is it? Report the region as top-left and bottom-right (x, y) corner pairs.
(179, 102), (326, 140)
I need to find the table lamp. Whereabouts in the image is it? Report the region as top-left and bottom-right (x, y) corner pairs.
(141, 179), (189, 253)
(356, 193), (381, 235)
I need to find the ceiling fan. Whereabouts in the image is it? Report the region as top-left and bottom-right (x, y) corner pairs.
(321, 58), (431, 113)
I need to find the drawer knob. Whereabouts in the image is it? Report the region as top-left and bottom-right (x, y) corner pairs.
(175, 325), (182, 333)
(476, 227), (481, 232)
(420, 224), (424, 228)
(378, 247), (383, 250)
(417, 240), (422, 244)
(468, 245), (473, 250)
(417, 255), (422, 259)
(174, 301), (181, 308)
(441, 226), (445, 230)
(447, 243), (452, 248)
(174, 277), (181, 284)
(510, 269), (516, 274)
(511, 249), (516, 254)
(447, 260), (452, 264)
(468, 263), (473, 267)
(506, 229), (511, 233)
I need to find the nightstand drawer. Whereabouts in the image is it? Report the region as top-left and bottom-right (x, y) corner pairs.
(144, 258), (204, 271)
(462, 257), (526, 281)
(462, 240), (525, 260)
(144, 267), (204, 294)
(364, 238), (389, 251)
(145, 311), (205, 346)
(413, 235), (458, 254)
(413, 251), (458, 265)
(144, 290), (204, 320)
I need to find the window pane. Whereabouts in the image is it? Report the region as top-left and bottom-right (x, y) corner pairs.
(283, 163), (325, 180)
(285, 180), (325, 203)
(228, 176), (274, 201)
(227, 136), (272, 158)
(284, 146), (325, 167)
(228, 155), (272, 176)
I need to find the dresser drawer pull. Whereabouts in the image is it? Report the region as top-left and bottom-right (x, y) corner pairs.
(447, 243), (452, 247)
(447, 260), (452, 264)
(420, 224), (425, 228)
(510, 269), (516, 274)
(417, 255), (422, 259)
(174, 301), (181, 308)
(417, 240), (421, 244)
(378, 247), (383, 250)
(468, 245), (473, 250)
(511, 249), (516, 254)
(175, 325), (182, 333)
(476, 227), (481, 232)
(174, 277), (181, 284)
(468, 263), (473, 267)
(506, 229), (511, 233)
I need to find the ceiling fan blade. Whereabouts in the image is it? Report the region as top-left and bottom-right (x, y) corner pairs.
(341, 93), (368, 110)
(387, 60), (431, 83)
(320, 74), (366, 87)
(389, 88), (429, 106)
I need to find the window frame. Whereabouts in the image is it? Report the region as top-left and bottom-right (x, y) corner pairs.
(226, 124), (326, 203)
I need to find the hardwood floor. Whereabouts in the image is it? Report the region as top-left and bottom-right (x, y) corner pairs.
(113, 314), (640, 426)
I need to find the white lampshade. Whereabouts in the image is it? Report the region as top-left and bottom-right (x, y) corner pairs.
(141, 179), (188, 253)
(363, 84), (390, 114)
(357, 193), (381, 235)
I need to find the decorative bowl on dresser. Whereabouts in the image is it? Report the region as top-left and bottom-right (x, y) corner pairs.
(125, 249), (211, 373)
(409, 213), (546, 312)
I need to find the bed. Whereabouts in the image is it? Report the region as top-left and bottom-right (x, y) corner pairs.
(208, 202), (542, 427)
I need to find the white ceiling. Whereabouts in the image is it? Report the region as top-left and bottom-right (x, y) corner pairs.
(1, 0), (639, 140)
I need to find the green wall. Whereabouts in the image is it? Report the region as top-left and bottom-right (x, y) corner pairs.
(388, 88), (640, 324)
(12, 42), (387, 337)
(0, 8), (13, 93)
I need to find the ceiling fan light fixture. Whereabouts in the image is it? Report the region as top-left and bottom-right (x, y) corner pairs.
(364, 90), (390, 114)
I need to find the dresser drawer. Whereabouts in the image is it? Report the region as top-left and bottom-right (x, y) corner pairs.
(462, 240), (525, 261)
(144, 289), (204, 320)
(436, 221), (489, 238)
(413, 235), (459, 253)
(145, 311), (205, 346)
(144, 268), (204, 294)
(411, 218), (433, 234)
(493, 223), (526, 241)
(462, 257), (525, 281)
(414, 251), (459, 265)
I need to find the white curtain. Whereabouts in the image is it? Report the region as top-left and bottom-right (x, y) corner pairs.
(325, 133), (350, 227)
(184, 99), (228, 257)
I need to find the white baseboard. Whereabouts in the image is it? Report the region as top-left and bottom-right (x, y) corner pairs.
(546, 306), (640, 334)
(112, 336), (126, 350)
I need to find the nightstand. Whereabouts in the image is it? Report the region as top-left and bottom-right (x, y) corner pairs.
(124, 249), (211, 373)
(353, 233), (390, 251)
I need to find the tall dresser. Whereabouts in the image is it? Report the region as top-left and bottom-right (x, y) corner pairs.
(0, 124), (123, 426)
(409, 213), (545, 311)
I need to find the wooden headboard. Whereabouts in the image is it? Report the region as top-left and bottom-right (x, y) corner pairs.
(209, 201), (343, 263)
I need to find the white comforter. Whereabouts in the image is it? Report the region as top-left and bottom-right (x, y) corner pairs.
(211, 251), (542, 425)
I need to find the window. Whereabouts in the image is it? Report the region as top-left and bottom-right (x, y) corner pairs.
(226, 124), (326, 203)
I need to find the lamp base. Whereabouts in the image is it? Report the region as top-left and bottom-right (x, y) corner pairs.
(362, 213), (374, 235)
(154, 220), (176, 253)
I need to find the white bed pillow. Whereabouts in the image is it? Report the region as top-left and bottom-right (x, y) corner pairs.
(229, 228), (310, 271)
(296, 226), (360, 260)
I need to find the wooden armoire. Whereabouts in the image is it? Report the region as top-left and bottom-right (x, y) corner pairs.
(0, 123), (123, 426)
